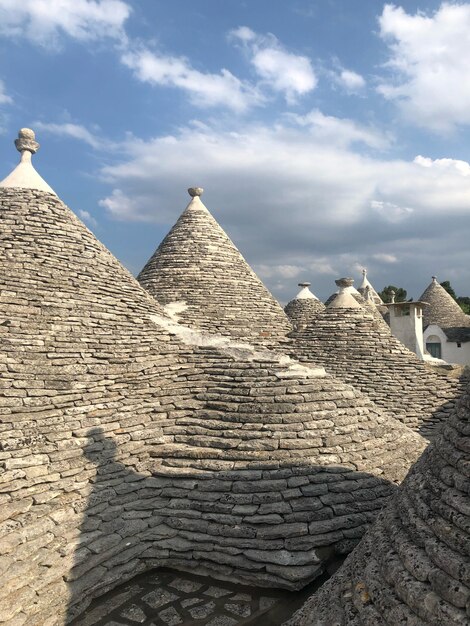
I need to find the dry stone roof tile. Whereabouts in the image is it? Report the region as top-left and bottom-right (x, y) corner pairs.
(289, 302), (463, 435)
(324, 279), (389, 327)
(420, 277), (470, 331)
(286, 379), (470, 626)
(137, 189), (292, 343)
(0, 137), (428, 624)
(0, 186), (427, 624)
(285, 283), (325, 331)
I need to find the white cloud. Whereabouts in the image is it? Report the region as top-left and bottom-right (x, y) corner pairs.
(0, 0), (130, 47)
(33, 121), (104, 149)
(370, 200), (414, 223)
(378, 3), (470, 132)
(96, 116), (470, 234)
(414, 155), (470, 176)
(54, 112), (468, 302)
(98, 188), (146, 221)
(291, 109), (389, 150)
(0, 79), (12, 104)
(78, 209), (98, 227)
(372, 253), (398, 264)
(122, 48), (262, 112)
(230, 26), (317, 103)
(335, 69), (366, 92)
(255, 264), (305, 279)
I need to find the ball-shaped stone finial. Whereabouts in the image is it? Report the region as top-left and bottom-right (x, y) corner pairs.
(188, 187), (204, 197)
(335, 277), (354, 289)
(15, 128), (40, 154)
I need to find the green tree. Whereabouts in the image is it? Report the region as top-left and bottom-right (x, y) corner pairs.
(379, 285), (407, 303)
(457, 296), (470, 314)
(440, 280), (470, 314)
(440, 280), (458, 300)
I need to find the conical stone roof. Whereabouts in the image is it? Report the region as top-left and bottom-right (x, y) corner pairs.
(0, 132), (427, 624)
(324, 278), (360, 307)
(144, 314), (427, 591)
(420, 276), (470, 330)
(357, 268), (384, 306)
(324, 277), (388, 327)
(285, 282), (325, 331)
(290, 283), (462, 435)
(137, 188), (292, 343)
(287, 380), (470, 626)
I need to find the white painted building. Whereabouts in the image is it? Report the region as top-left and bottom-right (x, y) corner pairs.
(419, 277), (470, 365)
(386, 301), (427, 360)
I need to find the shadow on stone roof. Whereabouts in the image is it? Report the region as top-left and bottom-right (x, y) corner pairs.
(0, 185), (426, 625)
(286, 379), (470, 626)
(65, 427), (406, 624)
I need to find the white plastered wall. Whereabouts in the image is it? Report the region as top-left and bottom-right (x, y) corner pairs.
(424, 324), (470, 365)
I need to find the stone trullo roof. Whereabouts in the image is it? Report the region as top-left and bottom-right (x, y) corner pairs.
(137, 187), (292, 343)
(357, 268), (384, 306)
(286, 380), (470, 626)
(284, 282), (325, 331)
(0, 131), (427, 624)
(324, 277), (390, 330)
(290, 281), (462, 435)
(420, 276), (470, 334)
(324, 277), (361, 307)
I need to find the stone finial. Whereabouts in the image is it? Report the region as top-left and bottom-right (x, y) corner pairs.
(335, 277), (354, 289)
(0, 128), (56, 194)
(432, 276), (437, 283)
(14, 128), (40, 154)
(365, 286), (374, 302)
(188, 187), (203, 197)
(362, 268), (367, 277)
(390, 290), (396, 303)
(298, 282), (311, 288)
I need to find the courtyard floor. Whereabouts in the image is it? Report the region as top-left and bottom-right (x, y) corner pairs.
(71, 567), (327, 626)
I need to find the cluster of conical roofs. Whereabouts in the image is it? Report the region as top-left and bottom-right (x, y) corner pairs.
(0, 130), (468, 626)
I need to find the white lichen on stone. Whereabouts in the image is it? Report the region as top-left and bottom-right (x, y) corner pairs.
(163, 300), (188, 322)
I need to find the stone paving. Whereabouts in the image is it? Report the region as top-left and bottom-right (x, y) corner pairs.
(71, 568), (323, 626)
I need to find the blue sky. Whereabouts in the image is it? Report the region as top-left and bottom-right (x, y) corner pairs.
(0, 0), (469, 303)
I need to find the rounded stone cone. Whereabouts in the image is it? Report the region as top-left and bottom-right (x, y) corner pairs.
(419, 277), (470, 329)
(285, 296), (325, 332)
(137, 189), (292, 344)
(0, 183), (427, 624)
(289, 301), (462, 436)
(288, 382), (470, 625)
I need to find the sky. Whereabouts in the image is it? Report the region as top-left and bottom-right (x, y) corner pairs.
(0, 0), (469, 304)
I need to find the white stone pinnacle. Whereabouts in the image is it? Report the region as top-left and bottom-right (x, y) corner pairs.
(295, 282), (318, 300)
(0, 128), (56, 194)
(328, 277), (362, 309)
